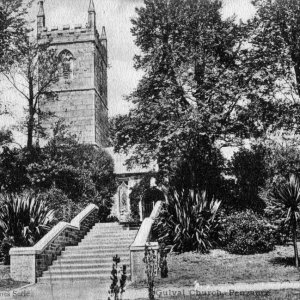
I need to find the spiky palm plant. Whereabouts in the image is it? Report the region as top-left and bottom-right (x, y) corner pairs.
(0, 192), (54, 264)
(263, 174), (300, 267)
(154, 189), (221, 253)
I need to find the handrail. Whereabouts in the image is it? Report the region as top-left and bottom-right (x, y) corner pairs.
(131, 201), (163, 247)
(10, 203), (98, 255)
(71, 203), (98, 227)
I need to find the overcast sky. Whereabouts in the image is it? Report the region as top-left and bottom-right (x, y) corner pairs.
(0, 0), (256, 137)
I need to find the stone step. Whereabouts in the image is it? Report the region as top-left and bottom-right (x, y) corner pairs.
(55, 257), (128, 264)
(63, 247), (130, 254)
(92, 225), (138, 231)
(43, 267), (114, 276)
(38, 223), (136, 283)
(92, 223), (120, 227)
(62, 247), (130, 254)
(68, 242), (132, 248)
(78, 239), (134, 245)
(51, 261), (130, 269)
(38, 274), (111, 282)
(88, 230), (137, 234)
(60, 251), (130, 259)
(91, 224), (130, 230)
(50, 264), (130, 272)
(89, 228), (138, 233)
(79, 236), (135, 242)
(90, 226), (126, 230)
(86, 231), (137, 235)
(77, 244), (132, 249)
(87, 234), (137, 239)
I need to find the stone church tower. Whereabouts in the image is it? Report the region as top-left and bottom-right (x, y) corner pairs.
(37, 0), (108, 147)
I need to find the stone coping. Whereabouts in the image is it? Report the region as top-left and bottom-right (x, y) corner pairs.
(71, 203), (98, 228)
(10, 204), (98, 256)
(130, 201), (162, 248)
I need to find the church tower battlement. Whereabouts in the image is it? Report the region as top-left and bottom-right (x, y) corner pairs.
(37, 0), (109, 147)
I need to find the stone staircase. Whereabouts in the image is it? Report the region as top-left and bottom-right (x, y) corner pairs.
(38, 222), (138, 283)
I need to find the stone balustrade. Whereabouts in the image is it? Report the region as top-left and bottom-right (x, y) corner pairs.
(10, 204), (99, 283)
(130, 201), (163, 282)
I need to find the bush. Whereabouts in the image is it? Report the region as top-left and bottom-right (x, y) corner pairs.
(0, 123), (117, 218)
(153, 189), (221, 253)
(0, 192), (54, 264)
(39, 187), (79, 222)
(220, 210), (276, 255)
(230, 144), (268, 211)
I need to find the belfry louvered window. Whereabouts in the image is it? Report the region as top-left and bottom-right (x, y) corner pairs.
(59, 50), (74, 80)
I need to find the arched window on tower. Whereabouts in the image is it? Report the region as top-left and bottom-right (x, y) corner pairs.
(59, 50), (74, 81)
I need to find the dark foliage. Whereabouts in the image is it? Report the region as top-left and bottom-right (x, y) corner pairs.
(108, 255), (127, 300)
(0, 128), (13, 145)
(230, 144), (268, 212)
(261, 174), (300, 266)
(0, 192), (54, 264)
(0, 126), (117, 220)
(219, 210), (276, 255)
(153, 189), (221, 253)
(129, 174), (164, 221)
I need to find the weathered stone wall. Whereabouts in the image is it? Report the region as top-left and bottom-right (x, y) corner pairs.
(38, 25), (108, 147)
(95, 92), (108, 147)
(130, 244), (159, 282)
(10, 253), (36, 283)
(42, 90), (96, 144)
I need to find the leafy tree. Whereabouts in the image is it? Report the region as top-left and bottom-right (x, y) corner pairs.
(0, 0), (31, 71)
(247, 0), (300, 135)
(263, 139), (300, 186)
(0, 128), (13, 146)
(261, 174), (300, 267)
(230, 144), (268, 211)
(0, 0), (31, 117)
(114, 0), (291, 180)
(165, 137), (225, 199)
(1, 36), (62, 150)
(0, 147), (36, 193)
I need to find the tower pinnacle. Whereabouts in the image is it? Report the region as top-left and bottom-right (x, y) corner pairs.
(100, 26), (107, 39)
(88, 0), (95, 12)
(37, 1), (45, 16)
(37, 1), (45, 34)
(88, 0), (96, 29)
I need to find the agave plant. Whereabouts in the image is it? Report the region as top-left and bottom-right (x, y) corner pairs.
(153, 189), (221, 253)
(262, 174), (300, 267)
(0, 192), (54, 264)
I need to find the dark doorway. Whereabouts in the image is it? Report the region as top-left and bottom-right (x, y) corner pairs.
(143, 187), (164, 218)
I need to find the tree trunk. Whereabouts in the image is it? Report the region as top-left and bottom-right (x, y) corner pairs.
(292, 216), (299, 267)
(294, 63), (300, 97)
(27, 76), (35, 150)
(27, 113), (34, 149)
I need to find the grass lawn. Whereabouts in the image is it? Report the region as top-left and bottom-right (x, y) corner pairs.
(0, 264), (28, 291)
(130, 243), (300, 289)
